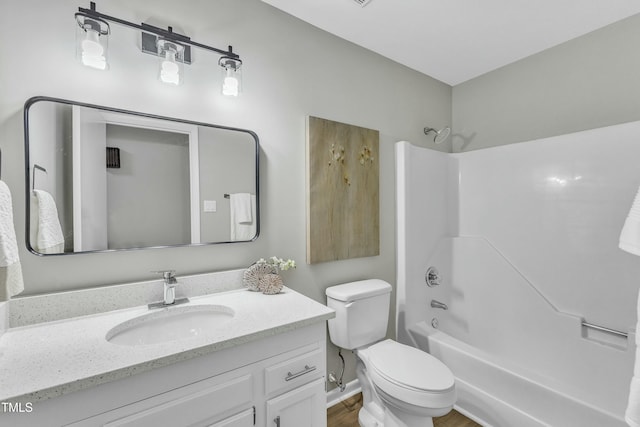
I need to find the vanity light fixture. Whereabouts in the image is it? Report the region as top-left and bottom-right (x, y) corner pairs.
(75, 13), (110, 70)
(157, 39), (184, 86)
(219, 54), (242, 97)
(75, 2), (242, 95)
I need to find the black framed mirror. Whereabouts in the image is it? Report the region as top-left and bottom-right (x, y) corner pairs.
(24, 96), (259, 255)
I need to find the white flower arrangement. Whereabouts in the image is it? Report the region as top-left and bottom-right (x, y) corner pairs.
(257, 256), (296, 272)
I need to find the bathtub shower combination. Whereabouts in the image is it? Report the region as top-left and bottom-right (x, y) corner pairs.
(395, 122), (640, 427)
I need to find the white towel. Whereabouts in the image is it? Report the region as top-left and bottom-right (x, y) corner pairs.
(230, 194), (256, 241)
(0, 181), (24, 301)
(626, 290), (640, 427)
(230, 193), (252, 223)
(31, 190), (64, 254)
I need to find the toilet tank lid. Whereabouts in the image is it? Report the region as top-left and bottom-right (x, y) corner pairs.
(326, 279), (391, 302)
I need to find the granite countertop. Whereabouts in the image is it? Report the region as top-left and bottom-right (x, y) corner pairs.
(0, 287), (334, 403)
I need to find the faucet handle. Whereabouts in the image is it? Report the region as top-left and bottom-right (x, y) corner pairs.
(151, 270), (176, 280)
(425, 267), (441, 287)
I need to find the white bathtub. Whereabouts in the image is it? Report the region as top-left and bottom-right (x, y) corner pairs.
(395, 136), (639, 427)
(408, 321), (627, 427)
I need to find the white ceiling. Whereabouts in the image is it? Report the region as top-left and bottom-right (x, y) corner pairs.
(261, 0), (640, 86)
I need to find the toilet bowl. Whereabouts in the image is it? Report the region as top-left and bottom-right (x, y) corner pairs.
(326, 279), (456, 427)
(358, 339), (455, 427)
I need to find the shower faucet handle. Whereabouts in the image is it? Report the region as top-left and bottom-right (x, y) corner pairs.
(425, 267), (441, 287)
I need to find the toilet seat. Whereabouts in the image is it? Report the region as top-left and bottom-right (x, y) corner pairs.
(363, 339), (456, 409)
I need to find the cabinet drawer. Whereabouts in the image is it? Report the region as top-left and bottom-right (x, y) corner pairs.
(265, 348), (323, 396)
(68, 373), (253, 427)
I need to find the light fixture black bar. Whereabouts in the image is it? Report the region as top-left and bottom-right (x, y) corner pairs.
(78, 2), (240, 59)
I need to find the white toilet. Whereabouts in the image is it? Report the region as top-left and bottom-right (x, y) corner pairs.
(326, 279), (456, 427)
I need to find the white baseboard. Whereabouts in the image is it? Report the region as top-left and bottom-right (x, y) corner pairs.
(326, 379), (361, 408)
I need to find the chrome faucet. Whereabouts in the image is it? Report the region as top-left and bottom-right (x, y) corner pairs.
(161, 270), (178, 304)
(431, 299), (448, 310)
(149, 270), (189, 309)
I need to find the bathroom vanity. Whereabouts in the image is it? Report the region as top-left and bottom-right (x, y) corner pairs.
(0, 271), (334, 427)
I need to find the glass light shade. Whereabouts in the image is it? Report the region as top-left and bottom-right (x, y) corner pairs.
(75, 16), (109, 70)
(219, 57), (242, 97)
(157, 40), (184, 86)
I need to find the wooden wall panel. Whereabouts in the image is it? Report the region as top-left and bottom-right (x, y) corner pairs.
(306, 116), (379, 264)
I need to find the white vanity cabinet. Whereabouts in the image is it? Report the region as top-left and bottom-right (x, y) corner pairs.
(5, 323), (328, 427)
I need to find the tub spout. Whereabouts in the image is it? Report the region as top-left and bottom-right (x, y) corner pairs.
(431, 300), (448, 310)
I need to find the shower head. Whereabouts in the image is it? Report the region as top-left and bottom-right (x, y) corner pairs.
(424, 126), (451, 144)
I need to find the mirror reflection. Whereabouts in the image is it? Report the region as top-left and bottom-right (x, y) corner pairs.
(25, 97), (259, 255)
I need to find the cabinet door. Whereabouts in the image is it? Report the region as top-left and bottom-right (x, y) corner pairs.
(266, 378), (326, 427)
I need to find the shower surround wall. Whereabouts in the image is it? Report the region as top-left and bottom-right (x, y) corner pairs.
(396, 120), (640, 426)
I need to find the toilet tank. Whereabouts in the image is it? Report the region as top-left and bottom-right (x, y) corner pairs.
(326, 279), (392, 350)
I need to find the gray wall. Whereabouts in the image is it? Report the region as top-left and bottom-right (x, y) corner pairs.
(0, 0), (451, 387)
(106, 125), (191, 249)
(452, 13), (640, 152)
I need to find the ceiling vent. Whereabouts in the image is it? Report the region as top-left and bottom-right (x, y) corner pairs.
(352, 0), (373, 7)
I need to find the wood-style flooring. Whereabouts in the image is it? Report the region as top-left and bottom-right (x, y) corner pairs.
(327, 393), (482, 427)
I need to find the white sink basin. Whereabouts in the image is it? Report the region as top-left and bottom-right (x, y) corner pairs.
(106, 304), (235, 346)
